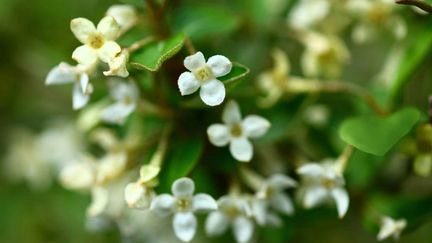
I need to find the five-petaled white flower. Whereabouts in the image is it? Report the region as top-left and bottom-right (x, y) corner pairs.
(297, 160), (349, 218)
(377, 216), (406, 241)
(150, 177), (218, 242)
(205, 195), (254, 243)
(207, 100), (271, 162)
(178, 51), (232, 106)
(46, 62), (95, 110)
(71, 16), (121, 66)
(100, 79), (139, 125)
(252, 174), (297, 225)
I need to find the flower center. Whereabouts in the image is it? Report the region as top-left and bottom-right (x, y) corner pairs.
(321, 177), (336, 189)
(88, 33), (105, 49)
(176, 198), (191, 212)
(193, 65), (214, 82)
(230, 123), (243, 137)
(224, 206), (239, 218)
(368, 6), (388, 24)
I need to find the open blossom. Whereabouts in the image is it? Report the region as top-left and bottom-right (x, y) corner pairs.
(178, 51), (232, 106)
(46, 62), (95, 110)
(377, 216), (406, 241)
(100, 79), (139, 125)
(207, 100), (271, 162)
(106, 4), (138, 31)
(71, 16), (121, 65)
(150, 177), (218, 242)
(297, 160), (349, 218)
(206, 196), (254, 243)
(253, 174), (297, 225)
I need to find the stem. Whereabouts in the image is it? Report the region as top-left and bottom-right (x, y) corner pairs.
(285, 78), (388, 116)
(184, 37), (197, 55)
(238, 165), (265, 191)
(335, 145), (353, 175)
(149, 124), (172, 167)
(126, 36), (156, 53)
(395, 0), (432, 13)
(145, 0), (170, 37)
(429, 95), (432, 124)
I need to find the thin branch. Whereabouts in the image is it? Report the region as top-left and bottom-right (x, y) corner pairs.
(184, 37), (196, 55)
(395, 0), (432, 13)
(126, 36), (156, 53)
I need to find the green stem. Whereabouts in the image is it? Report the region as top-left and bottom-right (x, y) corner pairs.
(395, 0), (432, 13)
(126, 36), (156, 53)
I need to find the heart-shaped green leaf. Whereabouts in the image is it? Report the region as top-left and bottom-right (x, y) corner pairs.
(130, 33), (185, 72)
(339, 108), (420, 156)
(220, 62), (250, 85)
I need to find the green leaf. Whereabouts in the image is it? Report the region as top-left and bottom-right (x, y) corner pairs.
(172, 5), (240, 41)
(157, 135), (204, 192)
(130, 33), (185, 72)
(220, 62), (250, 85)
(339, 108), (421, 156)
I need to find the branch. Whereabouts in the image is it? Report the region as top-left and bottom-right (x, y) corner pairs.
(396, 0), (432, 13)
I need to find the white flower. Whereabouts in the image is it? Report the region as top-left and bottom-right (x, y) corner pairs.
(71, 16), (121, 65)
(59, 158), (95, 191)
(106, 5), (138, 31)
(288, 0), (331, 31)
(124, 181), (155, 209)
(103, 50), (129, 77)
(297, 160), (349, 218)
(96, 152), (128, 185)
(205, 196), (254, 243)
(207, 100), (271, 162)
(377, 216), (406, 241)
(45, 62), (95, 110)
(100, 79), (139, 125)
(150, 177), (218, 242)
(178, 51), (232, 106)
(253, 174), (297, 225)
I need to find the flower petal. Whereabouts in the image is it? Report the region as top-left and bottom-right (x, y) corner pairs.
(207, 55), (232, 77)
(267, 174), (297, 190)
(106, 4), (137, 30)
(178, 72), (200, 96)
(150, 194), (175, 217)
(303, 186), (327, 209)
(233, 216), (254, 243)
(72, 45), (98, 65)
(100, 102), (135, 125)
(45, 63), (77, 85)
(242, 115), (271, 138)
(222, 100), (242, 125)
(73, 82), (90, 110)
(192, 193), (218, 212)
(172, 177), (195, 197)
(108, 79), (139, 102)
(199, 79), (225, 106)
(124, 182), (153, 209)
(184, 51), (206, 71)
(173, 212), (197, 242)
(87, 187), (108, 217)
(331, 187), (349, 218)
(230, 137), (253, 162)
(59, 162), (94, 190)
(207, 124), (230, 147)
(205, 211), (229, 236)
(70, 18), (96, 44)
(98, 41), (121, 63)
(97, 16), (120, 40)
(251, 198), (267, 225)
(270, 193), (294, 215)
(297, 163), (326, 177)
(80, 73), (90, 93)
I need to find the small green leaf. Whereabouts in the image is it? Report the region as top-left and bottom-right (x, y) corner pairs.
(339, 108), (421, 156)
(220, 62), (250, 85)
(157, 135), (204, 192)
(130, 33), (185, 72)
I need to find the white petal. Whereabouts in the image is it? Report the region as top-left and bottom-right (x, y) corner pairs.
(297, 163), (326, 177)
(100, 102), (135, 124)
(80, 73), (90, 93)
(192, 193), (218, 212)
(233, 216), (254, 243)
(106, 5), (137, 30)
(207, 124), (230, 147)
(72, 45), (98, 65)
(108, 79), (139, 102)
(178, 72), (200, 96)
(103, 51), (129, 78)
(97, 16), (120, 40)
(205, 211), (229, 236)
(222, 100), (242, 124)
(331, 187), (349, 218)
(73, 82), (90, 110)
(59, 163), (94, 190)
(98, 41), (121, 63)
(199, 79), (225, 106)
(45, 63), (77, 85)
(242, 115), (271, 138)
(124, 182), (153, 209)
(150, 194), (175, 217)
(173, 212), (197, 242)
(184, 51), (206, 71)
(230, 138), (253, 162)
(303, 186), (327, 209)
(70, 18), (96, 44)
(267, 174), (297, 190)
(270, 193), (294, 215)
(87, 187), (108, 216)
(251, 199), (267, 225)
(172, 177), (195, 197)
(139, 164), (161, 183)
(207, 55), (232, 77)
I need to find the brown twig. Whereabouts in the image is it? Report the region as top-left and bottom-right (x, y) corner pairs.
(184, 37), (196, 55)
(395, 0), (432, 13)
